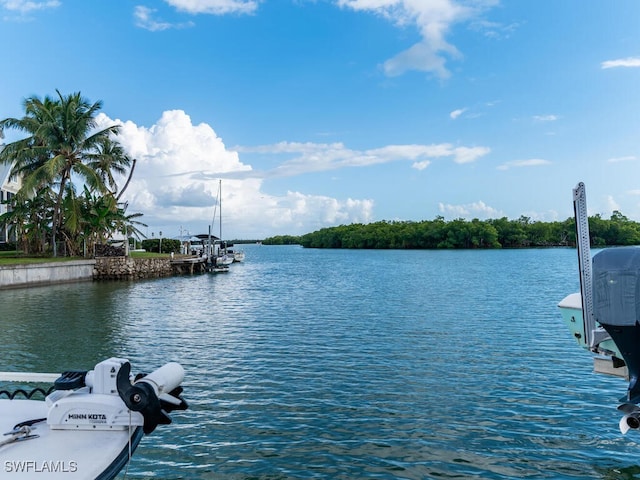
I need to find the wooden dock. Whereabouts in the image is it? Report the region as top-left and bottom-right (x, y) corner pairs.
(170, 256), (208, 275)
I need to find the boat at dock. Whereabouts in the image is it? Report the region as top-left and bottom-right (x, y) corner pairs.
(558, 182), (640, 433)
(0, 357), (187, 478)
(206, 180), (236, 272)
(227, 245), (245, 262)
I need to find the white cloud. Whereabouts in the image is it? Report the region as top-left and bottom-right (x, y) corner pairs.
(135, 0), (255, 30)
(533, 114), (558, 122)
(470, 19), (519, 39)
(164, 0), (259, 15)
(412, 160), (430, 170)
(452, 146), (490, 164)
(438, 200), (503, 219)
(134, 6), (195, 30)
(92, 110), (490, 237)
(135, 6), (173, 31)
(239, 141), (490, 176)
(607, 155), (637, 163)
(606, 195), (620, 213)
(601, 57), (640, 69)
(521, 209), (560, 222)
(450, 108), (466, 119)
(268, 192), (374, 232)
(95, 110), (374, 238)
(497, 158), (551, 171)
(336, 0), (499, 78)
(0, 0), (59, 14)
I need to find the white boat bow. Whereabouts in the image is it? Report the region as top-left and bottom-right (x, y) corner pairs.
(0, 357), (187, 479)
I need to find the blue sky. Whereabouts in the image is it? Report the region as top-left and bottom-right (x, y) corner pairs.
(1, 0), (639, 240)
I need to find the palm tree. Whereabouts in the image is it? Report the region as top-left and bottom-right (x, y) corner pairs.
(0, 186), (54, 255)
(87, 137), (135, 199)
(72, 188), (146, 256)
(0, 90), (123, 255)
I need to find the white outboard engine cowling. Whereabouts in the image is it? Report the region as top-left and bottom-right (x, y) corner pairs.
(593, 247), (640, 403)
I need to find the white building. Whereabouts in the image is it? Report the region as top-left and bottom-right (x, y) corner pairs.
(0, 150), (21, 243)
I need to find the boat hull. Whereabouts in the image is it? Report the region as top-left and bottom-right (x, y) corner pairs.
(558, 292), (622, 357)
(0, 399), (143, 479)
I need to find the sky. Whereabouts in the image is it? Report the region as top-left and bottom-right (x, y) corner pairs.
(0, 0), (639, 240)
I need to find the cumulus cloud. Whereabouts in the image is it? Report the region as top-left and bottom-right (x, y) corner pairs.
(92, 110), (490, 236)
(238, 141), (490, 175)
(336, 0), (500, 78)
(438, 200), (503, 219)
(497, 158), (551, 171)
(601, 57), (640, 69)
(606, 195), (620, 213)
(95, 110), (374, 238)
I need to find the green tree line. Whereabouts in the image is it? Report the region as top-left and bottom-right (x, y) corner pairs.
(0, 90), (145, 257)
(263, 212), (640, 249)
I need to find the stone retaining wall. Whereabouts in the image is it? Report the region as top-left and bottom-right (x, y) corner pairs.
(0, 257), (195, 288)
(94, 257), (173, 280)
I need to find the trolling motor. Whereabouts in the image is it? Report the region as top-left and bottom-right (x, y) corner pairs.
(46, 358), (188, 434)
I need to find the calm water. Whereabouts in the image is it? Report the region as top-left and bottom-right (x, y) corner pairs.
(0, 246), (638, 479)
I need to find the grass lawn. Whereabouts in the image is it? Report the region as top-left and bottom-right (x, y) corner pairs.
(0, 255), (85, 265)
(0, 250), (173, 265)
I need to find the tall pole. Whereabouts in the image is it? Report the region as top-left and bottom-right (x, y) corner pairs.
(573, 182), (608, 350)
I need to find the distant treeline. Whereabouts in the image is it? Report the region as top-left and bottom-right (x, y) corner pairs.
(262, 212), (640, 249)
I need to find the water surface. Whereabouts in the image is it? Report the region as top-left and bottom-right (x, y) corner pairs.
(0, 246), (637, 479)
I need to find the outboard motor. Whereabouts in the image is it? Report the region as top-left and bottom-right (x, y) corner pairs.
(592, 247), (640, 404)
(618, 403), (640, 434)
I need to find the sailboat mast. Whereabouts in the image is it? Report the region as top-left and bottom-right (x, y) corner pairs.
(219, 180), (222, 245)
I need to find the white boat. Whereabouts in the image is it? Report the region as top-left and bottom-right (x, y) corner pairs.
(0, 357), (187, 478)
(210, 264), (230, 273)
(208, 180), (235, 271)
(215, 247), (234, 267)
(558, 182), (640, 434)
(228, 247), (245, 263)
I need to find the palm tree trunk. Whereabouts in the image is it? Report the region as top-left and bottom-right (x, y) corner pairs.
(51, 170), (70, 257)
(116, 158), (136, 202)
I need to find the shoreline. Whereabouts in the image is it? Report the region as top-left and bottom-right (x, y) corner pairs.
(0, 257), (208, 289)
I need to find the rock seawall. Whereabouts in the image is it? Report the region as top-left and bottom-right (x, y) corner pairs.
(94, 257), (173, 280)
